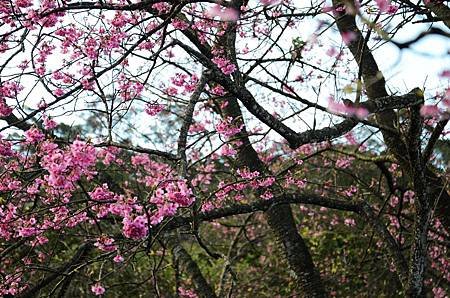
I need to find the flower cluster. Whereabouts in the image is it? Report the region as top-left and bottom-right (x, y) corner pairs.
(206, 5), (239, 21)
(91, 283), (105, 296)
(145, 103), (165, 116)
(327, 97), (369, 119)
(215, 117), (243, 138)
(211, 57), (237, 75)
(0, 81), (23, 116)
(149, 180), (194, 225)
(122, 215), (148, 240)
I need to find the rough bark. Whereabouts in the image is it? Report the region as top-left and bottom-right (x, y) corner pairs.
(18, 243), (93, 298)
(405, 106), (431, 297)
(167, 234), (218, 298)
(425, 0), (450, 29)
(332, 2), (448, 295)
(220, 93), (327, 297)
(331, 2), (449, 233)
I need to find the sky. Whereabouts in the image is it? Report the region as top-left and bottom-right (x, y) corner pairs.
(0, 1), (449, 150)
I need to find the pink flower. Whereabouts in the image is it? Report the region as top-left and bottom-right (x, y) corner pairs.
(439, 70), (450, 78)
(344, 218), (356, 227)
(145, 104), (165, 116)
(110, 11), (130, 28)
(53, 88), (64, 97)
(0, 99), (12, 117)
(420, 105), (441, 118)
(38, 100), (48, 110)
(122, 216), (148, 240)
(15, 0), (33, 8)
(91, 283), (105, 296)
(152, 2), (170, 14)
(211, 57), (237, 75)
(25, 127), (45, 143)
(261, 191), (273, 200)
(94, 236), (117, 252)
(178, 288), (198, 298)
(237, 168), (260, 179)
(211, 85), (225, 96)
(167, 181), (194, 207)
(172, 18), (189, 30)
(322, 5), (335, 13)
(386, 4), (399, 14)
(327, 97), (369, 119)
(220, 144), (237, 156)
(260, 0), (281, 6)
(165, 86), (178, 96)
(375, 0), (390, 12)
(335, 157), (354, 169)
(341, 31), (357, 45)
(90, 184), (114, 201)
(43, 115), (57, 130)
(113, 254), (124, 263)
(432, 287), (447, 298)
(201, 202), (215, 212)
(206, 5), (239, 21)
(215, 117), (243, 138)
(0, 81), (23, 116)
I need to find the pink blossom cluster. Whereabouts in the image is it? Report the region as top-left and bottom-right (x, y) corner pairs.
(375, 0), (399, 14)
(215, 117), (243, 138)
(327, 97), (369, 119)
(179, 287), (198, 298)
(122, 215), (148, 240)
(149, 180), (194, 225)
(335, 157), (354, 169)
(420, 88), (450, 119)
(284, 176), (307, 189)
(344, 218), (356, 227)
(91, 192), (137, 219)
(172, 18), (189, 30)
(91, 283), (105, 296)
(39, 140), (97, 192)
(213, 171), (276, 205)
(0, 135), (14, 157)
(42, 115), (57, 130)
(211, 85), (226, 96)
(211, 57), (237, 75)
(192, 164), (214, 187)
(206, 5), (239, 21)
(15, 0), (33, 8)
(420, 104), (449, 118)
(19, 0), (63, 29)
(170, 73), (200, 94)
(0, 81), (23, 116)
(110, 11), (131, 28)
(0, 272), (25, 296)
(152, 2), (171, 14)
(90, 184), (115, 201)
(343, 185), (358, 197)
(55, 25), (83, 54)
(97, 146), (122, 166)
(117, 75), (144, 101)
(145, 103), (165, 116)
(220, 143), (237, 156)
(237, 168), (260, 179)
(94, 236), (117, 252)
(24, 127), (45, 144)
(34, 41), (55, 76)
